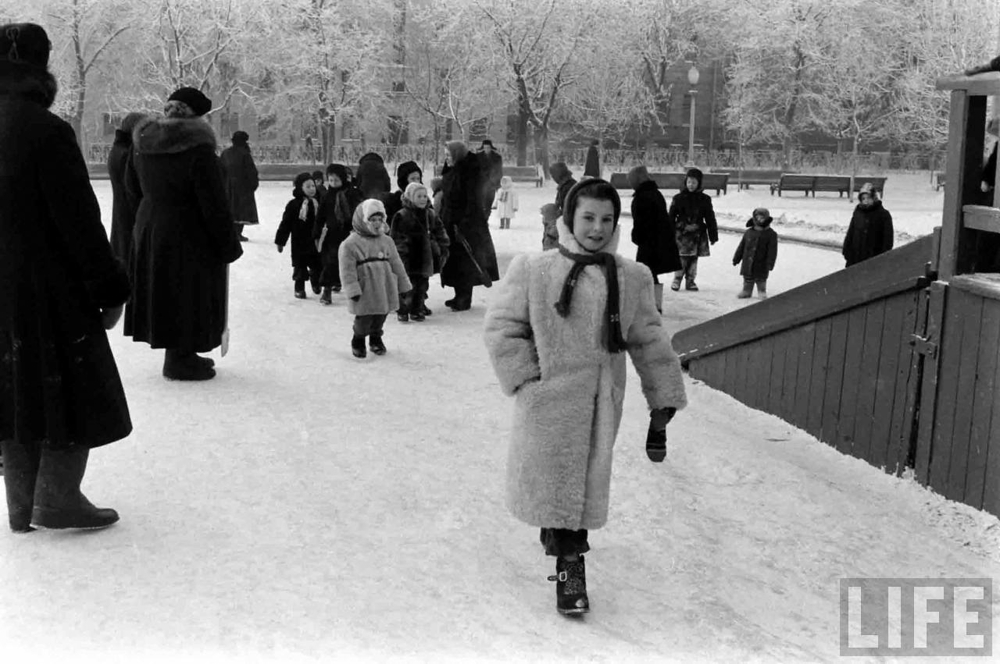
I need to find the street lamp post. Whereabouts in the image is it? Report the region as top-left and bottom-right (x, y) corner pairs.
(687, 63), (700, 166)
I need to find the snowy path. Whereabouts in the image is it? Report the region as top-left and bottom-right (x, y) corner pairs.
(1, 182), (997, 663)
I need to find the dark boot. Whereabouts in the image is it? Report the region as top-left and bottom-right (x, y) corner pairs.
(163, 349), (216, 381)
(548, 555), (589, 616)
(421, 305), (432, 316)
(737, 279), (753, 299)
(670, 273), (683, 291)
(351, 335), (367, 358)
(448, 287), (473, 311)
(756, 279), (768, 299)
(31, 446), (119, 530)
(369, 334), (387, 355)
(1, 439), (40, 532)
(294, 279), (307, 299)
(320, 288), (333, 305)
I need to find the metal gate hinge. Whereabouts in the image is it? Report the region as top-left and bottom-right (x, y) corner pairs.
(910, 334), (938, 358)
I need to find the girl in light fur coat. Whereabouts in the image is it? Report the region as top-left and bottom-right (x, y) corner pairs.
(483, 178), (687, 617)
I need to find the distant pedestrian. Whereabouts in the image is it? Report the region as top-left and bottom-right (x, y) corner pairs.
(275, 172), (323, 299)
(842, 182), (893, 268)
(540, 203), (560, 251)
(219, 130), (259, 242)
(583, 139), (600, 178)
(550, 162), (577, 216)
(479, 139), (504, 220)
(356, 152), (391, 200)
(494, 175), (519, 229)
(733, 207), (778, 299)
(384, 160), (423, 222)
(314, 163), (350, 303)
(312, 170), (327, 202)
(667, 168), (718, 292)
(390, 182), (449, 322)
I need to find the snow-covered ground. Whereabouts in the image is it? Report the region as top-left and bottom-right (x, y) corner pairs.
(1, 178), (997, 664)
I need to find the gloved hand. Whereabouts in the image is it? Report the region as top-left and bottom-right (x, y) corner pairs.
(646, 407), (676, 463)
(276, 244), (284, 253)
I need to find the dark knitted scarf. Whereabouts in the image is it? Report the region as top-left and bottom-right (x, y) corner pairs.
(555, 245), (627, 353)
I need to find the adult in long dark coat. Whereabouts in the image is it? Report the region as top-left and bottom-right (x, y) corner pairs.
(842, 183), (893, 268)
(439, 140), (500, 310)
(219, 130), (259, 242)
(125, 87), (243, 380)
(550, 162), (577, 216)
(107, 111), (147, 263)
(628, 166), (681, 312)
(478, 139), (503, 219)
(356, 151), (391, 200)
(583, 140), (600, 178)
(0, 23), (130, 532)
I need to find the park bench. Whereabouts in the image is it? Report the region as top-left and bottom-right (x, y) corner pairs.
(711, 168), (782, 191)
(609, 171), (729, 195)
(431, 163), (543, 186)
(770, 174), (888, 197)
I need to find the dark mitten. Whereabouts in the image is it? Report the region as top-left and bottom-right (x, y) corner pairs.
(646, 407), (676, 463)
(276, 244), (284, 253)
(351, 295), (360, 302)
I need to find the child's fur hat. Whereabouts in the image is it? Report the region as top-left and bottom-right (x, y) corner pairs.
(540, 203), (559, 220)
(562, 178), (621, 230)
(292, 172), (314, 197)
(0, 23), (50, 68)
(396, 160), (422, 191)
(402, 181), (428, 206)
(685, 168), (703, 188)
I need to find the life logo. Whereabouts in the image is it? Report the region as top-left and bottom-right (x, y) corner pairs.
(840, 578), (993, 656)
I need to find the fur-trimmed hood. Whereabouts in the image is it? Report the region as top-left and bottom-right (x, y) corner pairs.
(133, 116), (217, 155)
(0, 60), (57, 108)
(555, 214), (621, 255)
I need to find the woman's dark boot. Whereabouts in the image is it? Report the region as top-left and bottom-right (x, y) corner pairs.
(163, 349), (216, 381)
(31, 446), (119, 530)
(548, 555), (589, 616)
(1, 439), (39, 532)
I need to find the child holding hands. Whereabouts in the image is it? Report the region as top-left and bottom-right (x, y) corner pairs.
(483, 178), (687, 617)
(339, 199), (411, 358)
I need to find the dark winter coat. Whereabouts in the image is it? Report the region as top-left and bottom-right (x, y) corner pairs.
(584, 144), (600, 178)
(125, 117), (243, 352)
(842, 201), (893, 267)
(384, 161), (423, 222)
(668, 188), (718, 257)
(439, 152), (500, 288)
(630, 180), (682, 275)
(551, 163), (577, 216)
(0, 61), (131, 448)
(390, 201), (450, 277)
(219, 141), (260, 224)
(479, 150), (504, 204)
(108, 128), (138, 263)
(312, 184), (347, 286)
(733, 217), (778, 280)
(276, 196), (321, 268)
(356, 152), (391, 199)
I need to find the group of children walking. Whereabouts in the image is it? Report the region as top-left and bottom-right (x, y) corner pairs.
(274, 162), (448, 358)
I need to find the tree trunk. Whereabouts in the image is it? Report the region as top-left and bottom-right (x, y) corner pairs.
(515, 106), (529, 167)
(536, 123), (550, 177)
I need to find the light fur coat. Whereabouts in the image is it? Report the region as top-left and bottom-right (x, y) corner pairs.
(483, 219), (688, 530)
(339, 205), (412, 315)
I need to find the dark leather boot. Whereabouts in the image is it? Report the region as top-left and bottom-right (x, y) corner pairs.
(1, 439), (40, 532)
(369, 334), (387, 355)
(31, 446), (119, 530)
(548, 555), (589, 616)
(351, 335), (367, 358)
(163, 349), (216, 381)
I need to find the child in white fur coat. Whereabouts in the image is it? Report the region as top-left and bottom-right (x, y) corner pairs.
(483, 178), (687, 617)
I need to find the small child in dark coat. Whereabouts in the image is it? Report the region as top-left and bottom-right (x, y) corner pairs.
(733, 207), (778, 299)
(540, 203), (560, 251)
(275, 172), (323, 298)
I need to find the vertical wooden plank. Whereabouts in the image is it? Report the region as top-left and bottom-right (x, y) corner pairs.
(821, 314), (851, 448)
(792, 323), (817, 431)
(965, 298), (1000, 509)
(722, 347), (738, 397)
(750, 336), (775, 411)
(938, 91), (987, 279)
(869, 294), (907, 471)
(892, 290), (923, 476)
(807, 318), (834, 440)
(945, 292), (983, 503)
(928, 286), (965, 493)
(781, 327), (802, 426)
(707, 353), (725, 390)
(837, 306), (869, 456)
(732, 342), (750, 408)
(853, 299), (887, 465)
(768, 331), (787, 418)
(914, 283), (946, 485)
(982, 338), (1000, 517)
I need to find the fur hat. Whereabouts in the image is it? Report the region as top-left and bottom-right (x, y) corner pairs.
(119, 112), (146, 136)
(540, 203), (560, 220)
(167, 86), (212, 117)
(685, 168), (703, 188)
(627, 165), (650, 190)
(312, 170), (324, 181)
(292, 171), (314, 197)
(858, 182), (879, 201)
(562, 178), (621, 230)
(0, 23), (50, 68)
(481, 139), (494, 149)
(231, 130), (249, 144)
(748, 207), (772, 227)
(549, 162), (572, 183)
(446, 140), (468, 165)
(402, 181), (428, 206)
(396, 160), (422, 191)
